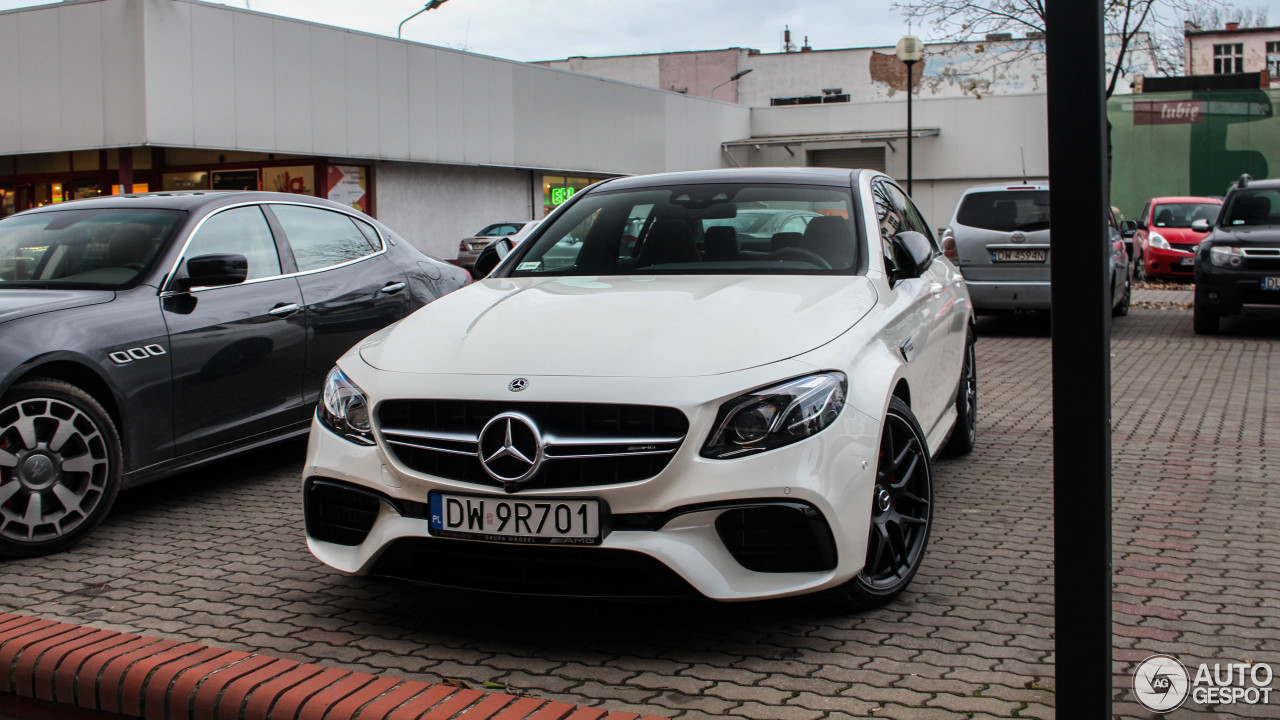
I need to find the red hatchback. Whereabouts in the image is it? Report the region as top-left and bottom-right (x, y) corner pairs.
(1130, 196), (1222, 280)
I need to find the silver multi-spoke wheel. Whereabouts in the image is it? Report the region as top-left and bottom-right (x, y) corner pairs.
(0, 380), (120, 556)
(832, 396), (933, 610)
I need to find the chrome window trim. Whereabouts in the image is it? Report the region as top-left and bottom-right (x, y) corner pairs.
(158, 199), (388, 296)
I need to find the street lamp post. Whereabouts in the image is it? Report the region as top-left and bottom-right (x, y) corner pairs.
(895, 35), (923, 195)
(398, 0), (450, 39)
(710, 68), (754, 100)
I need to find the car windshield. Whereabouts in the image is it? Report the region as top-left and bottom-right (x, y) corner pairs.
(1221, 189), (1279, 227)
(0, 208), (184, 289)
(955, 190), (1050, 232)
(507, 184), (857, 276)
(1152, 202), (1221, 228)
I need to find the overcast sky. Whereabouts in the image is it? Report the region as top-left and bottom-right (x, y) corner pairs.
(2, 0), (1279, 62)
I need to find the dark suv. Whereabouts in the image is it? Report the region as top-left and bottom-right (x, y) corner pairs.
(1193, 175), (1280, 334)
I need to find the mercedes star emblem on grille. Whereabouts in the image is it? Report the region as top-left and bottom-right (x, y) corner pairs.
(477, 412), (544, 485)
(508, 377), (529, 392)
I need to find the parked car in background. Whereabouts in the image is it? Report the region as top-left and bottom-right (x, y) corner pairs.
(0, 191), (468, 557)
(1126, 196), (1222, 281)
(941, 183), (1129, 316)
(1193, 175), (1280, 334)
(305, 167), (976, 610)
(456, 221), (539, 269)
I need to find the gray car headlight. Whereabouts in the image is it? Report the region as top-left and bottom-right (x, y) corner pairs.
(702, 372), (847, 459)
(1209, 246), (1244, 268)
(319, 367), (375, 446)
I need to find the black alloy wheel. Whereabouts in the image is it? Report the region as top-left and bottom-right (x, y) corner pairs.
(0, 379), (122, 557)
(944, 329), (977, 456)
(833, 396), (933, 610)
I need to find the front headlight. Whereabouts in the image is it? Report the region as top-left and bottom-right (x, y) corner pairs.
(319, 367), (375, 445)
(701, 372), (847, 459)
(1209, 246), (1244, 268)
(1149, 232), (1171, 250)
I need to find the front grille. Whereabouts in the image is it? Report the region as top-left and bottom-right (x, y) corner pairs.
(369, 537), (698, 597)
(377, 401), (688, 490)
(715, 503), (837, 573)
(305, 478), (383, 546)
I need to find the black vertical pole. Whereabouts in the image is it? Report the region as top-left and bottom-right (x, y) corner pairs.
(906, 60), (914, 195)
(1046, 1), (1111, 717)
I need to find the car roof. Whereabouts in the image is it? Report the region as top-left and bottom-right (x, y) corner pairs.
(1150, 196), (1222, 204)
(1232, 177), (1280, 191)
(13, 191), (362, 216)
(598, 167), (864, 191)
(960, 182), (1049, 194)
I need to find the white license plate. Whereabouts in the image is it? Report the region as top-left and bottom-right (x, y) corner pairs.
(429, 492), (601, 544)
(991, 249), (1047, 263)
(1262, 277), (1280, 291)
(1180, 256), (1195, 266)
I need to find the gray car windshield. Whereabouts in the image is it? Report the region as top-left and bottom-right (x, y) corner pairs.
(0, 208), (185, 289)
(507, 184), (857, 276)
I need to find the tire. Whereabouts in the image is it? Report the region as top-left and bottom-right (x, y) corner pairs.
(1112, 272), (1130, 317)
(1193, 298), (1219, 335)
(830, 396), (934, 610)
(1134, 252), (1147, 283)
(0, 379), (122, 558)
(944, 328), (977, 456)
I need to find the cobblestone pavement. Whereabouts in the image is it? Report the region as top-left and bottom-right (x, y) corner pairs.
(2, 299), (1277, 720)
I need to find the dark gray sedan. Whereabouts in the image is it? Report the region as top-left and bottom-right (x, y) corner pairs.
(0, 191), (468, 557)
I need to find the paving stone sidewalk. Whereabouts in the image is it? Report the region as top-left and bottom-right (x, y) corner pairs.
(1, 303), (1276, 719)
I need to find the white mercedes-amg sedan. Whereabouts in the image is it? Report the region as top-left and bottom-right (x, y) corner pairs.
(304, 168), (976, 609)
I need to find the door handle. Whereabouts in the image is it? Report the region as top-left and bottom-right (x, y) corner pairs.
(267, 303), (300, 317)
(380, 282), (407, 295)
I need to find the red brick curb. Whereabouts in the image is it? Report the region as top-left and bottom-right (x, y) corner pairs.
(0, 613), (666, 720)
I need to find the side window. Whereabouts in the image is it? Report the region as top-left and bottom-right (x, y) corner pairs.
(886, 184), (939, 252)
(1138, 202), (1151, 227)
(184, 206), (281, 281)
(873, 180), (907, 275)
(270, 205), (378, 272)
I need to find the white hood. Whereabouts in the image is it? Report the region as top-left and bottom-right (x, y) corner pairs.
(359, 275), (877, 378)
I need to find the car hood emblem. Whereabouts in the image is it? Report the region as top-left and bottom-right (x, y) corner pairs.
(1010, 231), (1026, 243)
(508, 378), (528, 392)
(478, 412), (544, 486)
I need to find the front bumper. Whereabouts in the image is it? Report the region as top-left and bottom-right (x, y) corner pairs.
(1144, 245), (1196, 278)
(303, 383), (880, 601)
(1195, 264), (1280, 313)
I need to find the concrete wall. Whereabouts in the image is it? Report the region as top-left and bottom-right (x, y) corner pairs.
(375, 162), (538, 261)
(140, 0), (749, 176)
(0, 0), (145, 155)
(741, 93), (1049, 231)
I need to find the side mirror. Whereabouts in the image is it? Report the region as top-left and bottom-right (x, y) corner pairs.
(178, 253), (248, 290)
(1120, 220), (1137, 238)
(1191, 218), (1211, 232)
(472, 238), (514, 278)
(890, 231), (934, 282)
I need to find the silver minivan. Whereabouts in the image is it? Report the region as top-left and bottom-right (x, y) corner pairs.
(941, 183), (1129, 315)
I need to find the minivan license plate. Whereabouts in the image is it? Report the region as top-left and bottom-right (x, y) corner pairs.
(1263, 277), (1280, 291)
(429, 492), (601, 544)
(991, 249), (1047, 263)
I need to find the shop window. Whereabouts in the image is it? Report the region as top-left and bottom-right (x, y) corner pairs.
(1268, 41), (1280, 78)
(542, 175), (594, 217)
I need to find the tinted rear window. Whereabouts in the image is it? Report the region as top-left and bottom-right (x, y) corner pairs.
(956, 190), (1050, 232)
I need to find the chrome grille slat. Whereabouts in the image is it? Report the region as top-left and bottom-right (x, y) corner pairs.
(377, 400), (689, 490)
